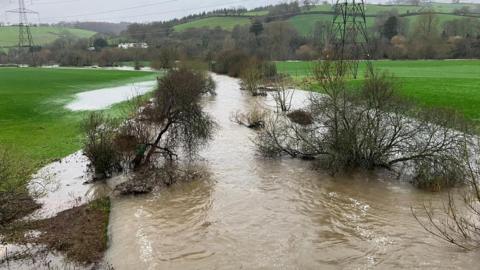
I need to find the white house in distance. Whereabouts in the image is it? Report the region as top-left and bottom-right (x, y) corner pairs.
(118, 42), (149, 49)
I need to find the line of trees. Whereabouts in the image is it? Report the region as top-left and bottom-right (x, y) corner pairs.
(2, 2), (480, 66)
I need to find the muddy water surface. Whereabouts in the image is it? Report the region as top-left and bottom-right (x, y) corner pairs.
(105, 75), (478, 269)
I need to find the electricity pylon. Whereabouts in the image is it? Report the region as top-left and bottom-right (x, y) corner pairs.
(330, 0), (371, 78)
(7, 0), (37, 65)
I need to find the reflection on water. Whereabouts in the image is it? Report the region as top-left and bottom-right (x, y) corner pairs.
(106, 75), (477, 269)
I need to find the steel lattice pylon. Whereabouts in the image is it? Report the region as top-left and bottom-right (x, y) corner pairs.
(7, 0), (37, 64)
(330, 0), (371, 78)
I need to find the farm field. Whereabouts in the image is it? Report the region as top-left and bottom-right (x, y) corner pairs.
(173, 16), (250, 32)
(0, 68), (155, 165)
(0, 26), (96, 48)
(277, 60), (480, 122)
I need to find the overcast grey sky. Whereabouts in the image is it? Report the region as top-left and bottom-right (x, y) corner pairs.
(0, 0), (289, 24)
(0, 0), (477, 24)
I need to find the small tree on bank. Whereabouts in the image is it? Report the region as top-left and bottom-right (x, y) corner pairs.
(82, 68), (216, 180)
(138, 68), (216, 166)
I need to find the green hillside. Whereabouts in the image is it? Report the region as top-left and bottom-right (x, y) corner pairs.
(172, 2), (480, 36)
(289, 12), (479, 37)
(173, 17), (251, 32)
(0, 26), (96, 48)
(288, 14), (375, 36)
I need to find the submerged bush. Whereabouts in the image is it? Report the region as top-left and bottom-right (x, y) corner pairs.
(413, 157), (466, 191)
(82, 112), (121, 179)
(414, 140), (480, 249)
(233, 104), (268, 129)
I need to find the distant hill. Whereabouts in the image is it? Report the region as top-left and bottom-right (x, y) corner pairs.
(171, 3), (480, 35)
(173, 17), (251, 32)
(0, 26), (96, 49)
(56, 22), (130, 35)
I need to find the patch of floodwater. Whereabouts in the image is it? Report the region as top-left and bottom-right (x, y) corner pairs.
(28, 151), (108, 220)
(65, 80), (156, 111)
(0, 151), (113, 270)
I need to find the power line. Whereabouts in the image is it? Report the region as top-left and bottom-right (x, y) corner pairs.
(32, 0), (83, 5)
(39, 0), (256, 22)
(39, 0), (180, 20)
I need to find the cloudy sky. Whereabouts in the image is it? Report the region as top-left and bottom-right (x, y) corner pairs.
(0, 0), (477, 24)
(0, 0), (289, 24)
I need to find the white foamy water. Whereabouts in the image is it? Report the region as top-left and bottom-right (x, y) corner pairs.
(65, 80), (156, 111)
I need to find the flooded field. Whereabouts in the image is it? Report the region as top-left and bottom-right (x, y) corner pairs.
(66, 80), (156, 111)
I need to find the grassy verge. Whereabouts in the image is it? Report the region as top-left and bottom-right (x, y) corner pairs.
(0, 67), (156, 166)
(276, 60), (480, 122)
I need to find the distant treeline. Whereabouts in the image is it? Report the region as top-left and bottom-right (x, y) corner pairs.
(2, 2), (480, 66)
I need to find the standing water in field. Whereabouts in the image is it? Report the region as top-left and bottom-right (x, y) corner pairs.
(104, 75), (477, 269)
(66, 80), (157, 111)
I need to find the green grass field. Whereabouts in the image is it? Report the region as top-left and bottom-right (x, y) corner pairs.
(0, 26), (96, 48)
(277, 60), (480, 122)
(0, 68), (155, 165)
(173, 17), (251, 32)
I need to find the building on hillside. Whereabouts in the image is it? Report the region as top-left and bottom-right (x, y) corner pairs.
(118, 42), (149, 49)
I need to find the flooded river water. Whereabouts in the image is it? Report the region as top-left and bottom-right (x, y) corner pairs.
(104, 75), (478, 269)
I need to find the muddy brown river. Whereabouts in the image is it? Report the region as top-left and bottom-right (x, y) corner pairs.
(103, 75), (477, 269)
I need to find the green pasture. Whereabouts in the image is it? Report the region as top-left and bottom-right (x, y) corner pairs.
(276, 60), (480, 122)
(0, 68), (155, 165)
